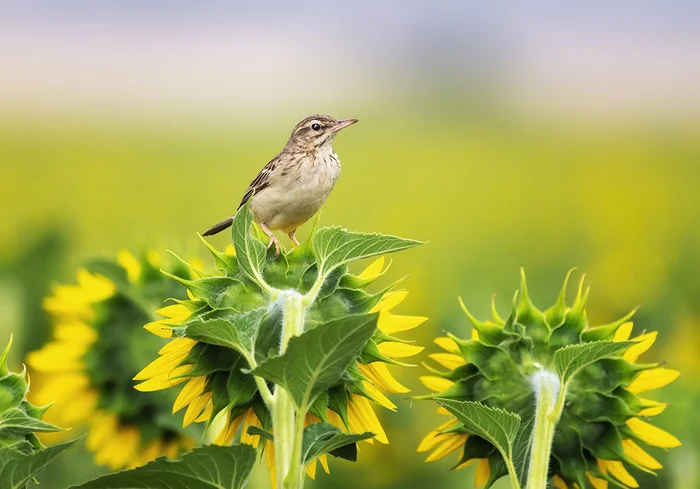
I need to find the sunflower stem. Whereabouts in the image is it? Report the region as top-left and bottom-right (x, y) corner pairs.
(526, 370), (565, 489)
(272, 290), (306, 489)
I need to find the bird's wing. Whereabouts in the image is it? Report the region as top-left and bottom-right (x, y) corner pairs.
(238, 157), (277, 209)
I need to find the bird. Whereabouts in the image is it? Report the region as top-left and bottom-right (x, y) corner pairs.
(202, 114), (358, 256)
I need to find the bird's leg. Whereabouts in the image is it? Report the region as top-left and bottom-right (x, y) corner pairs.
(260, 223), (280, 258)
(288, 230), (301, 247)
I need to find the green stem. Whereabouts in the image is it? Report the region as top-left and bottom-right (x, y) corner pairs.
(526, 371), (566, 489)
(272, 291), (306, 489)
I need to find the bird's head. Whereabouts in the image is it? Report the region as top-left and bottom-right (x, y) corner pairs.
(286, 115), (358, 151)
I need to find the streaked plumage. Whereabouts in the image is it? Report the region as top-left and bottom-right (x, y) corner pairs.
(203, 115), (358, 255)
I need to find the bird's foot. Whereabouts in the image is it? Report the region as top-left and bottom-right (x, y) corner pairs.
(260, 223), (281, 258)
(266, 235), (281, 258)
(288, 231), (301, 247)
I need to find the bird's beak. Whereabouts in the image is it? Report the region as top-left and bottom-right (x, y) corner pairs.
(331, 119), (358, 133)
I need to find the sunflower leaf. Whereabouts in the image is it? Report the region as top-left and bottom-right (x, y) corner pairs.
(185, 308), (267, 360)
(435, 399), (521, 480)
(71, 444), (256, 489)
(0, 439), (78, 489)
(302, 422), (374, 464)
(0, 408), (62, 437)
(312, 227), (422, 276)
(251, 313), (378, 409)
(554, 340), (636, 385)
(231, 202), (271, 293)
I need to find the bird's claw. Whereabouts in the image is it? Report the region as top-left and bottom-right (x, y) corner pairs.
(266, 236), (281, 258)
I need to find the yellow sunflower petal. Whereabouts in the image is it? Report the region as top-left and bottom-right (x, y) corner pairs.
(225, 244), (236, 255)
(319, 453), (330, 474)
(429, 353), (466, 370)
(76, 269), (116, 302)
(156, 304), (191, 321)
(587, 472), (608, 489)
(158, 337), (197, 356)
(195, 401), (213, 423)
(173, 376), (207, 413)
(358, 362), (409, 394)
(627, 368), (680, 393)
(371, 291), (409, 313)
(117, 249), (142, 283)
(436, 407), (452, 416)
(623, 332), (657, 363)
(601, 460), (638, 488)
(240, 409), (263, 448)
(434, 337), (460, 354)
(553, 475), (568, 489)
(306, 459), (317, 479)
(54, 321), (97, 345)
(134, 365), (193, 392)
(378, 313), (428, 335)
(475, 458), (490, 488)
(27, 342), (88, 373)
(420, 376), (454, 393)
(359, 257), (385, 280)
(425, 433), (467, 462)
(622, 439), (662, 470)
(417, 418), (459, 453)
(377, 342), (424, 358)
(348, 395), (388, 444)
(362, 381), (397, 411)
(183, 392), (212, 427)
(637, 397), (667, 416)
(614, 322), (634, 342)
(144, 322), (174, 338)
(134, 342), (195, 380)
(626, 418), (681, 448)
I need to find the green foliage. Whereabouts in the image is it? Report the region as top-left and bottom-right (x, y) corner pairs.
(168, 225), (420, 436)
(0, 440), (78, 489)
(312, 227), (422, 275)
(252, 314), (379, 409)
(435, 399), (520, 472)
(425, 271), (667, 489)
(184, 309), (267, 359)
(231, 203), (270, 290)
(0, 337), (60, 452)
(302, 422), (375, 465)
(554, 340), (636, 385)
(71, 445), (256, 489)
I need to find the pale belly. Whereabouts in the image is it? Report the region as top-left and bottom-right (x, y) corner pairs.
(250, 172), (338, 233)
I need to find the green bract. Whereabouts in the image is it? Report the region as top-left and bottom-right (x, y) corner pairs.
(135, 204), (424, 488)
(421, 270), (680, 489)
(0, 337), (60, 454)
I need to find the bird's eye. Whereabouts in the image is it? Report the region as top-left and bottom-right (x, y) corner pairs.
(311, 123), (321, 131)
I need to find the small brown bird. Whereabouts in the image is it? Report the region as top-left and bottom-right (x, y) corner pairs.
(203, 115), (358, 255)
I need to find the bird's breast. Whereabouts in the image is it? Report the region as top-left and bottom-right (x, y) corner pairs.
(250, 152), (341, 231)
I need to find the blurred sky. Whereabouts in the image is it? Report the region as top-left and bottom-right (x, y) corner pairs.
(2, 1), (700, 121)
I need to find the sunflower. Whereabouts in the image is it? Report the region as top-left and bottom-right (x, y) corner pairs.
(419, 271), (680, 489)
(27, 250), (199, 469)
(134, 234), (426, 484)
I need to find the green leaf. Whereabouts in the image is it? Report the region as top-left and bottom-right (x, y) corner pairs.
(231, 202), (270, 292)
(0, 439), (78, 489)
(71, 444), (256, 489)
(554, 340), (636, 385)
(185, 309), (267, 359)
(251, 313), (378, 409)
(246, 426), (273, 442)
(312, 227), (422, 275)
(0, 409), (62, 436)
(435, 399), (520, 477)
(302, 422), (374, 465)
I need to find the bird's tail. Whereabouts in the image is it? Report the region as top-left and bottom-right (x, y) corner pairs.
(202, 216), (235, 236)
